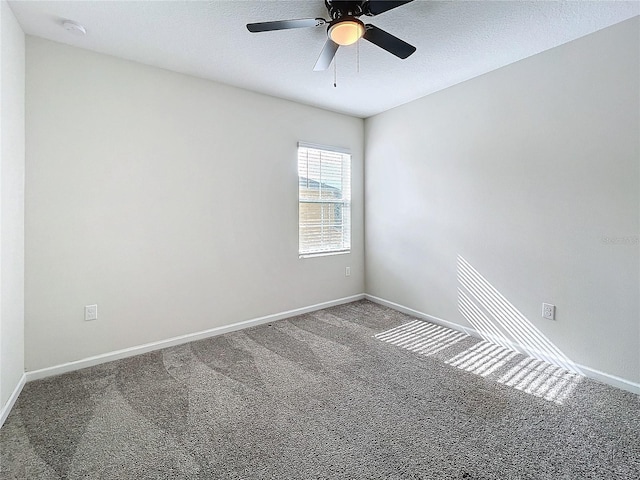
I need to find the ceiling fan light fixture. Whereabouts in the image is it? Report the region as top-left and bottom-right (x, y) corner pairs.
(328, 18), (365, 46)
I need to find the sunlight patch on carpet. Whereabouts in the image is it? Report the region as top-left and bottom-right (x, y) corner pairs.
(375, 320), (582, 405)
(374, 319), (467, 357)
(497, 357), (582, 404)
(445, 341), (519, 377)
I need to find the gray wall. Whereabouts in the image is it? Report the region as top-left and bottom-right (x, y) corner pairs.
(0, 0), (25, 411)
(25, 37), (364, 371)
(365, 18), (639, 384)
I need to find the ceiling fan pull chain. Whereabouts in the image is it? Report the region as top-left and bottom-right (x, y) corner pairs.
(334, 57), (337, 87)
(357, 39), (360, 73)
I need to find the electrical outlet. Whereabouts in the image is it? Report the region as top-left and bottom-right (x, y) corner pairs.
(542, 303), (555, 321)
(345, 266), (351, 277)
(85, 304), (98, 321)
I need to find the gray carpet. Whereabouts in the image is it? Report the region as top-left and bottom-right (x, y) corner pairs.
(1, 300), (638, 479)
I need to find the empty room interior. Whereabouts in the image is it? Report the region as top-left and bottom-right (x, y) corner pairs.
(1, 1), (639, 479)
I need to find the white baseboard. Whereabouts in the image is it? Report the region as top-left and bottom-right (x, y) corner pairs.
(366, 294), (479, 337)
(577, 364), (640, 395)
(26, 294), (365, 382)
(0, 373), (26, 429)
(365, 294), (640, 395)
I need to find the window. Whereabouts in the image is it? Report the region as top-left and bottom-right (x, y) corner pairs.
(298, 143), (351, 257)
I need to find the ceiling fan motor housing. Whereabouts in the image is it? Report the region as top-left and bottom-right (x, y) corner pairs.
(325, 0), (369, 19)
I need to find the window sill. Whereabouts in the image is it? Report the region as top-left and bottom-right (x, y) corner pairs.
(299, 250), (350, 259)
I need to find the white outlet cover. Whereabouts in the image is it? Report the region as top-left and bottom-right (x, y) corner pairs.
(85, 304), (98, 321)
(542, 303), (556, 320)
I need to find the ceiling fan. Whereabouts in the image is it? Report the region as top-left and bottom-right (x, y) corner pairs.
(246, 0), (416, 71)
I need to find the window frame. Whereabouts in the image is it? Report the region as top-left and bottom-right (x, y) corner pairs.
(297, 142), (351, 258)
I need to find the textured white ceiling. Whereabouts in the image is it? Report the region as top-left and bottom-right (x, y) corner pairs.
(8, 0), (639, 118)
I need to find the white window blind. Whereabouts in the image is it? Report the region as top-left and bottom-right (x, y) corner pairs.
(298, 143), (351, 257)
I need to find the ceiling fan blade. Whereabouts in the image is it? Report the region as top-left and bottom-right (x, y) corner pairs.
(363, 24), (416, 59)
(314, 39), (339, 71)
(247, 18), (325, 33)
(365, 0), (414, 16)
